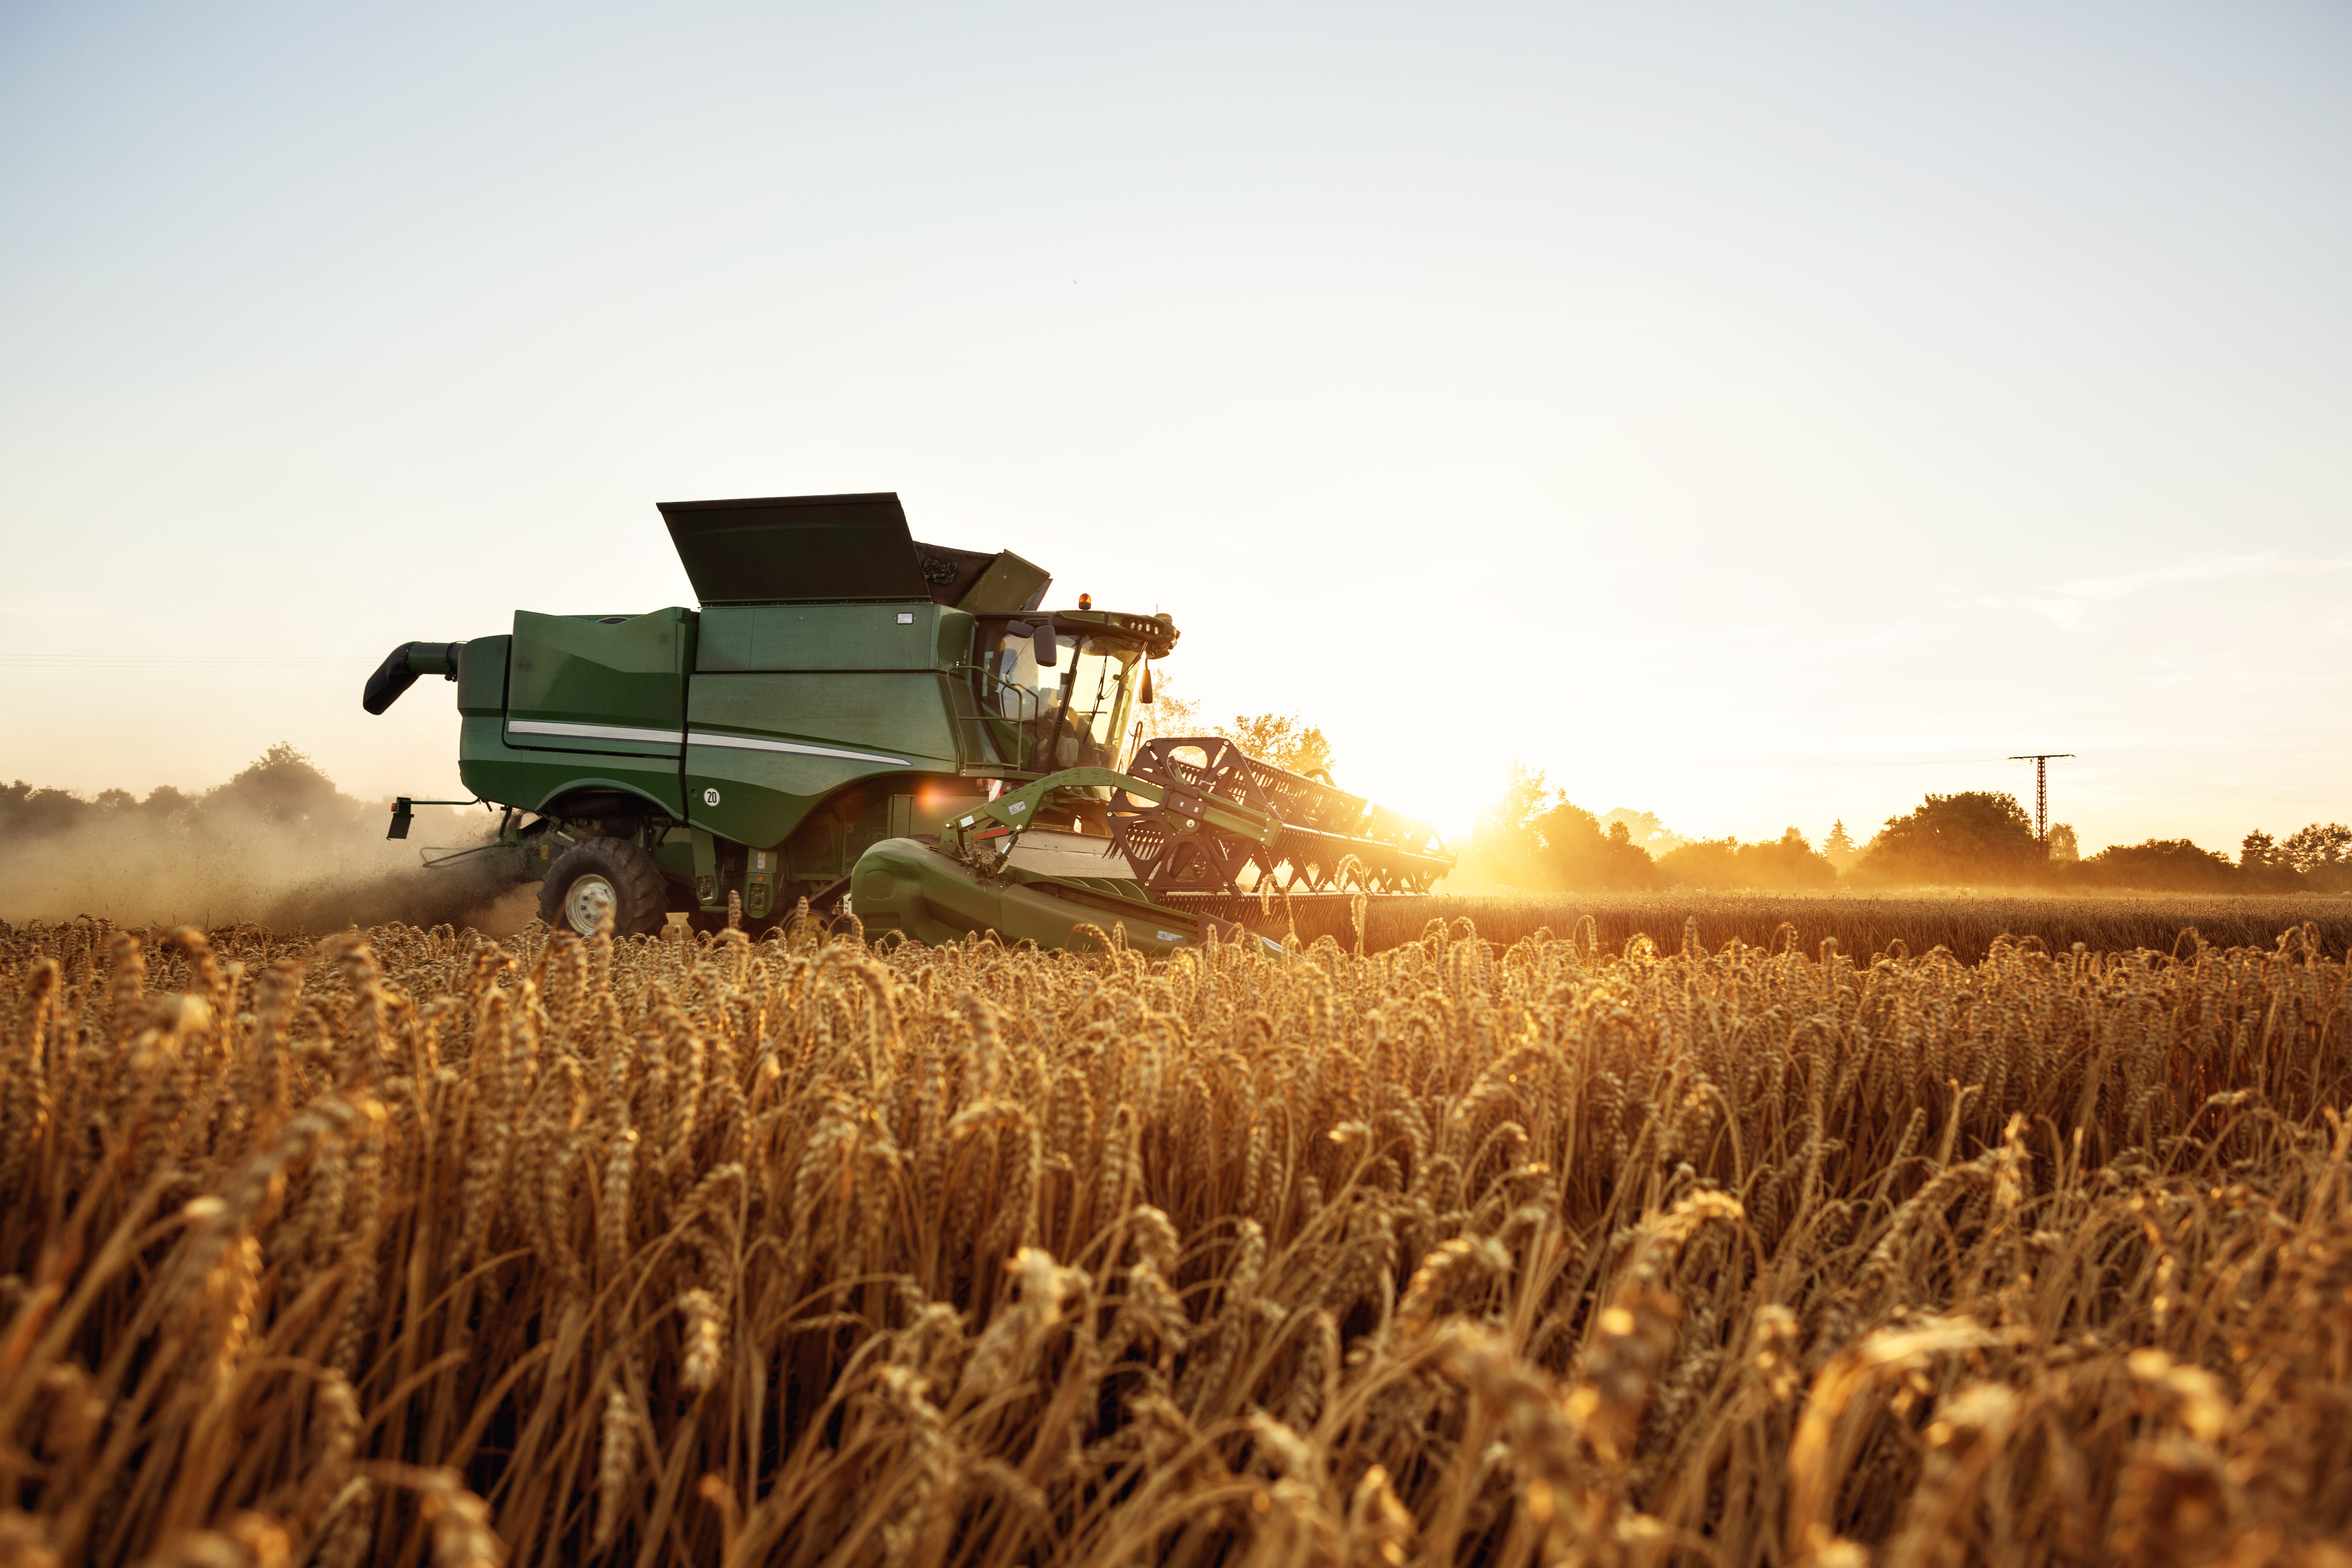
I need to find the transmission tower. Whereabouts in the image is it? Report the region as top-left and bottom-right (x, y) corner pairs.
(2008, 753), (2075, 842)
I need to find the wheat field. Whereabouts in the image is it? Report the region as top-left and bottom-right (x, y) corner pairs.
(1, 911), (2347, 1567)
(1330, 893), (2352, 966)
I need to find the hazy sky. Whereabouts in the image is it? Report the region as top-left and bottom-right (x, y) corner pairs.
(4, 1), (2347, 854)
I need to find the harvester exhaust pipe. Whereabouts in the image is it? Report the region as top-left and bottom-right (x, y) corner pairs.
(363, 641), (463, 715)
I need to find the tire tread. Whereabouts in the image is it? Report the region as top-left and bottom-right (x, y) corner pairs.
(538, 837), (670, 936)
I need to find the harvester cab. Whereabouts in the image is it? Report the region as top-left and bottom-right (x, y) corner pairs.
(367, 492), (1451, 951)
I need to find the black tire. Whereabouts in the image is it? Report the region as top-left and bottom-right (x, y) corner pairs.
(539, 837), (669, 937)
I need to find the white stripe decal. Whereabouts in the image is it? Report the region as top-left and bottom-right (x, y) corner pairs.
(686, 731), (911, 767)
(508, 719), (683, 747)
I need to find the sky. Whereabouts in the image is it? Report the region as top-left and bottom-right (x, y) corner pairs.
(3, 0), (2348, 855)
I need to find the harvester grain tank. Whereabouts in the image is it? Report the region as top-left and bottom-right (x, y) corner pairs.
(365, 493), (1451, 949)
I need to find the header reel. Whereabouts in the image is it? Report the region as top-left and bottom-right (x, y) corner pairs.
(1106, 737), (1451, 907)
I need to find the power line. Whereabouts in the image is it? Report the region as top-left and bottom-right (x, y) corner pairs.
(1702, 754), (2021, 771)
(2008, 754), (2075, 842)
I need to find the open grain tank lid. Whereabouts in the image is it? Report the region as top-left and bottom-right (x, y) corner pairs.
(659, 492), (1051, 612)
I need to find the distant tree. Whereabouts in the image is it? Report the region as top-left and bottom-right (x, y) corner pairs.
(1448, 764), (1554, 889)
(2075, 838), (2237, 892)
(1657, 827), (1836, 891)
(2046, 823), (2079, 864)
(2283, 822), (2352, 883)
(1127, 674), (1336, 780)
(1125, 675), (1338, 782)
(2236, 829), (2301, 891)
(1822, 820), (1858, 873)
(1752, 826), (1838, 889)
(2233, 824), (2352, 892)
(1529, 798), (1663, 891)
(1656, 838), (1742, 889)
(1481, 764), (1552, 830)
(1218, 713), (1335, 779)
(0, 782), (93, 840)
(0, 746), (367, 874)
(1853, 791), (2043, 886)
(210, 743), (358, 830)
(1129, 669), (1205, 753)
(1454, 766), (1664, 890)
(1599, 808), (1686, 857)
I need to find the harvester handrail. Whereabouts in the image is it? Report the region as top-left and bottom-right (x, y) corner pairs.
(951, 658), (1054, 771)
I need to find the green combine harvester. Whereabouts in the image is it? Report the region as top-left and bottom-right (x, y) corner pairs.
(365, 493), (1452, 951)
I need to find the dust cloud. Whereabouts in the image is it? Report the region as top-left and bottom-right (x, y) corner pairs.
(0, 744), (539, 935)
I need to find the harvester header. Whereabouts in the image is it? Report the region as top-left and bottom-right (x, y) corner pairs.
(367, 492), (1450, 950)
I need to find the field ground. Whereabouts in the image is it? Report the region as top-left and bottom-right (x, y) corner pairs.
(1, 912), (2347, 1566)
(1314, 890), (2352, 964)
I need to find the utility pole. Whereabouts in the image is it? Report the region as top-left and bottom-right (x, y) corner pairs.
(2008, 753), (2075, 843)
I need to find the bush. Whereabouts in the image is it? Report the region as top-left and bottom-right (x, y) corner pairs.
(1529, 800), (1664, 890)
(2071, 837), (2239, 892)
(1855, 791), (2045, 886)
(1452, 767), (1663, 891)
(1656, 828), (1837, 891)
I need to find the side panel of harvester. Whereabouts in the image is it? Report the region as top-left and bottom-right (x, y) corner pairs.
(682, 602), (977, 849)
(450, 588), (1000, 913)
(458, 609), (695, 819)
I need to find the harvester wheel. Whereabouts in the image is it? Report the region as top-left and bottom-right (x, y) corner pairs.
(539, 837), (668, 937)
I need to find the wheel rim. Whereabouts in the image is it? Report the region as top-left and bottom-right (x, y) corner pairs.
(563, 873), (619, 935)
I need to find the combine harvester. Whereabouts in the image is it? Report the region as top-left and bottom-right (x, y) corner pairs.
(364, 493), (1451, 951)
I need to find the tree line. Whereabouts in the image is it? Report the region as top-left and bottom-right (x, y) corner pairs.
(1453, 768), (2352, 895)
